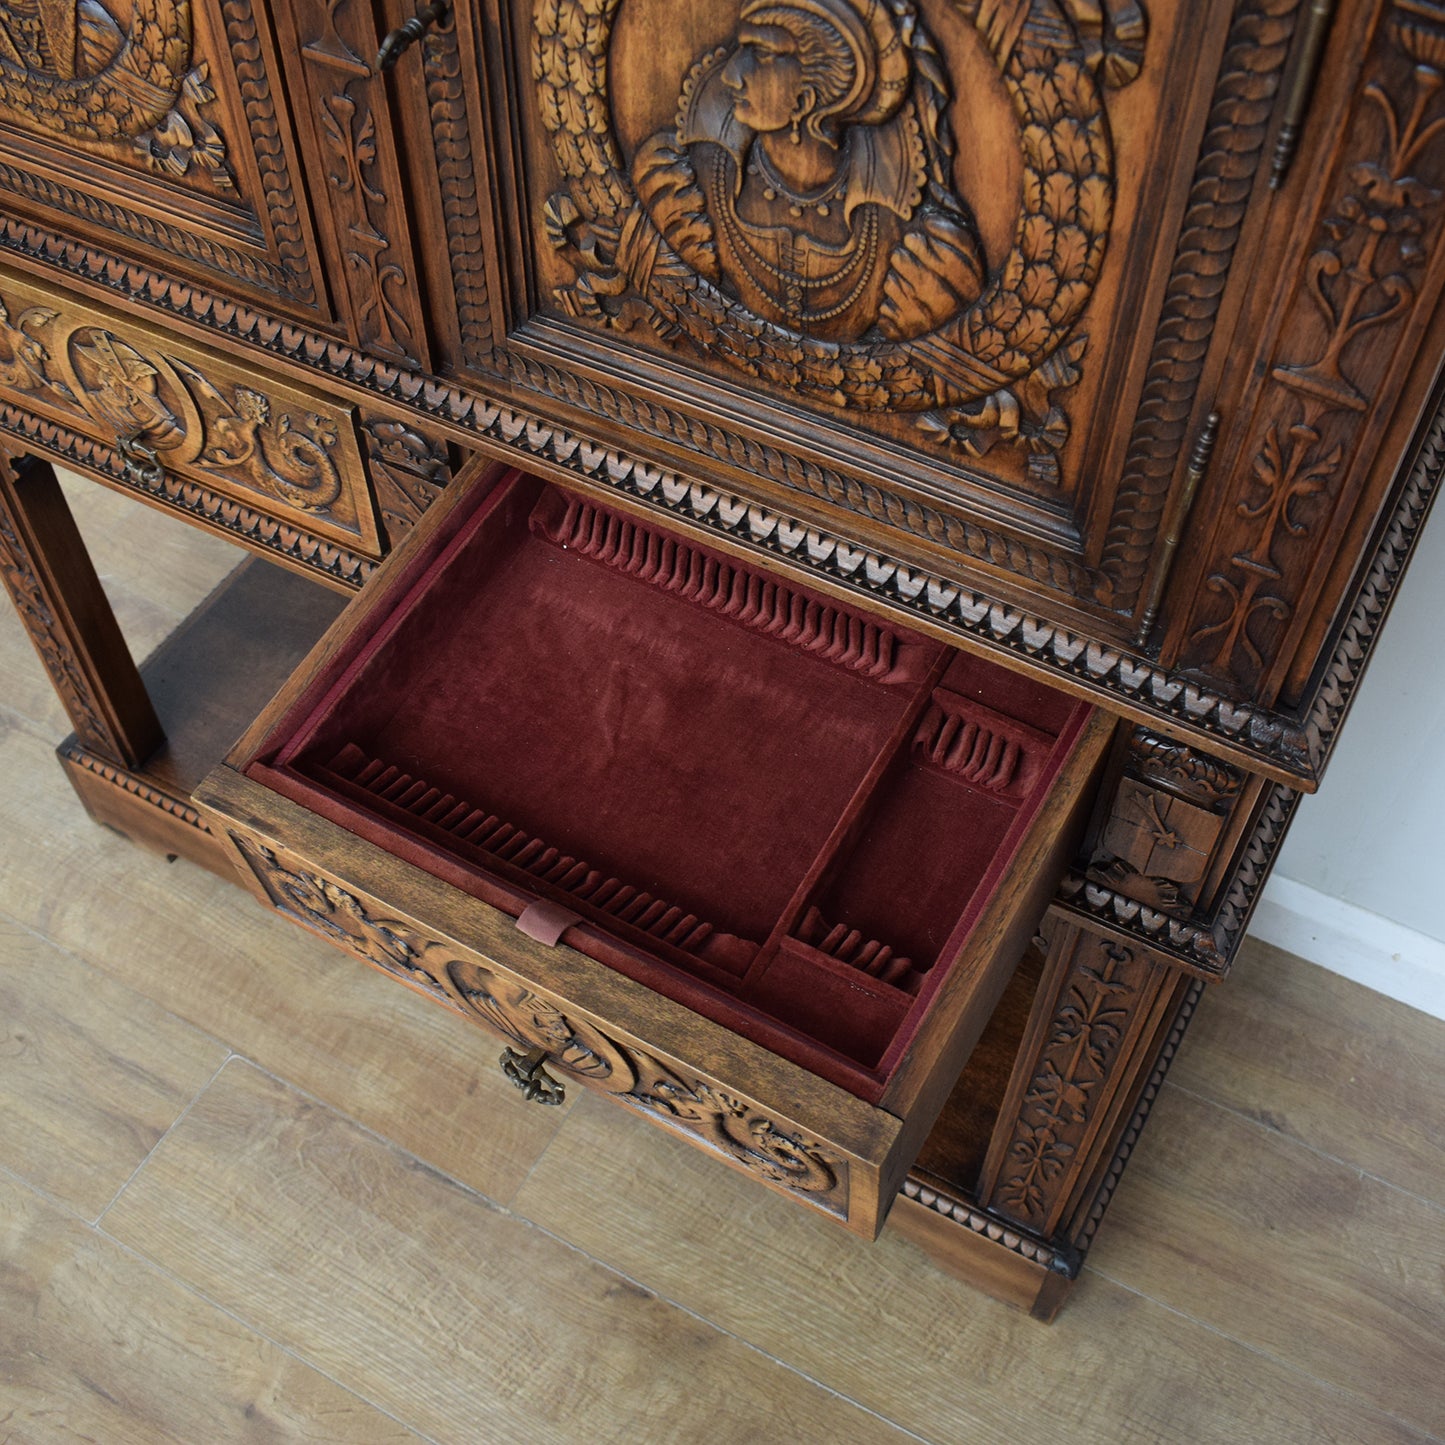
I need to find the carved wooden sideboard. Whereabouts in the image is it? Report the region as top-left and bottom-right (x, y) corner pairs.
(2, 0), (1442, 1317)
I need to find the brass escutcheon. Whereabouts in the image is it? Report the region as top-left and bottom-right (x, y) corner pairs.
(500, 1044), (566, 1105)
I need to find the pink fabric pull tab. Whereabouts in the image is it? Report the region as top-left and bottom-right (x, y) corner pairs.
(515, 899), (583, 947)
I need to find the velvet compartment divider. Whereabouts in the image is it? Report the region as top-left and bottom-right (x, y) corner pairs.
(244, 470), (1089, 1102)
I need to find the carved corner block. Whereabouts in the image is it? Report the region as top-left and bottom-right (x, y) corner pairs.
(1085, 726), (1246, 913)
(360, 414), (457, 547)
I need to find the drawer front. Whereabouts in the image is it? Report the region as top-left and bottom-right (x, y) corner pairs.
(0, 0), (329, 321)
(202, 776), (897, 1235)
(0, 267), (380, 558)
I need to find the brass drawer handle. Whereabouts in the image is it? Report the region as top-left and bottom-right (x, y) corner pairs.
(375, 0), (450, 71)
(500, 1045), (566, 1105)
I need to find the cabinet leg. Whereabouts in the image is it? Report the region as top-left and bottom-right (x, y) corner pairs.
(0, 446), (163, 767)
(977, 916), (1193, 1243)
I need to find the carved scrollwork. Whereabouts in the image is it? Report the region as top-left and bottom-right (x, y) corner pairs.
(535, 0), (1146, 470)
(232, 836), (850, 1214)
(0, 277), (352, 519)
(234, 840), (455, 1003)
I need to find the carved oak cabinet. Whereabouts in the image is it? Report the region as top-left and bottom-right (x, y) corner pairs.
(2, 0), (1442, 1316)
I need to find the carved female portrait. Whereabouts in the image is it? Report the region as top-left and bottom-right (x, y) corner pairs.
(536, 0), (1146, 470)
(632, 0), (985, 342)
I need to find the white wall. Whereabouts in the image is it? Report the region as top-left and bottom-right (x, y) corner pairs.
(1250, 494), (1445, 1019)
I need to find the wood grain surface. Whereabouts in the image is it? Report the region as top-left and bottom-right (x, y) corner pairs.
(102, 1059), (915, 1445)
(0, 1175), (423, 1444)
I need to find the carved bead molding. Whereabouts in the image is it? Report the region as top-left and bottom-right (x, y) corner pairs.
(1096, 0), (1301, 609)
(0, 0), (319, 307)
(58, 740), (208, 833)
(1085, 726), (1245, 914)
(231, 836), (852, 1218)
(0, 459), (111, 753)
(898, 1177), (1076, 1279)
(980, 928), (1174, 1237)
(6, 187), (1441, 781)
(422, 15), (493, 366)
(0, 231), (1313, 773)
(1180, 0), (1445, 696)
(0, 403), (374, 587)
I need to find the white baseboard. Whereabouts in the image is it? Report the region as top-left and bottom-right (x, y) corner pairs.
(1249, 876), (1445, 1022)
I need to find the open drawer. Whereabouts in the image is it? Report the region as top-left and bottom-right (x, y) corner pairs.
(197, 461), (1113, 1237)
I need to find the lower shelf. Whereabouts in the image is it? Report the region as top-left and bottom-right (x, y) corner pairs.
(59, 555), (349, 877)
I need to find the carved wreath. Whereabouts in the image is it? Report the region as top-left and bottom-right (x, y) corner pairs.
(535, 0), (1146, 464)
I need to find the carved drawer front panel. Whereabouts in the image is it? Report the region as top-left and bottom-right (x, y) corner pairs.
(197, 459), (1114, 1239)
(0, 267), (380, 557)
(0, 0), (331, 320)
(208, 800), (887, 1233)
(425, 0), (1304, 636)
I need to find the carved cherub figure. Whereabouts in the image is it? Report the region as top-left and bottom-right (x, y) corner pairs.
(632, 0), (985, 342)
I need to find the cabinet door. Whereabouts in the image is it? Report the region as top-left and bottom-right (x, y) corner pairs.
(0, 0), (332, 323)
(412, 0), (1295, 638)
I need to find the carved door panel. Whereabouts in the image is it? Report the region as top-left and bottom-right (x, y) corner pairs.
(265, 0), (434, 369)
(1159, 0), (1445, 710)
(0, 0), (334, 322)
(414, 0), (1304, 641)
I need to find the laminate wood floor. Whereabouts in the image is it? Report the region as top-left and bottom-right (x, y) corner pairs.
(2, 479), (1442, 1445)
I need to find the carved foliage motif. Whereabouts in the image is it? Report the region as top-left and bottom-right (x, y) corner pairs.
(0, 0), (316, 304)
(1182, 1), (1445, 694)
(0, 0), (185, 136)
(0, 279), (358, 527)
(235, 837), (852, 1215)
(0, 0), (238, 189)
(535, 0), (1147, 474)
(987, 933), (1161, 1232)
(293, 0), (425, 363)
(0, 457), (110, 752)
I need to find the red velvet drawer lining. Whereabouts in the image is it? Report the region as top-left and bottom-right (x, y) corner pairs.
(249, 471), (1090, 1099)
